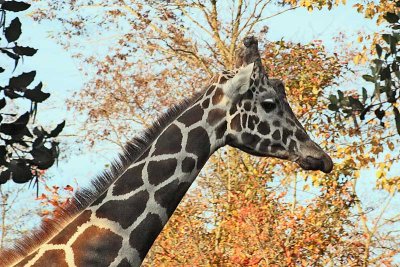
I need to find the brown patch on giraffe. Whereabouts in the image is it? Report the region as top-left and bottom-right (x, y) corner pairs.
(259, 139), (271, 151)
(30, 250), (68, 267)
(241, 133), (261, 147)
(241, 114), (248, 128)
(154, 180), (192, 216)
(96, 190), (149, 229)
(113, 163), (145, 196)
(289, 140), (297, 152)
(257, 121), (270, 135)
(272, 130), (281, 140)
(230, 114), (242, 132)
(212, 87), (224, 105)
(243, 102), (251, 111)
(116, 258), (131, 267)
(206, 108), (225, 126)
(129, 213), (163, 260)
(182, 157), (195, 173)
(201, 98), (210, 109)
(152, 124), (183, 156)
(248, 115), (256, 130)
(229, 104), (237, 114)
(273, 120), (281, 127)
(90, 191), (107, 207)
(72, 226), (122, 267)
(206, 85), (216, 96)
(14, 251), (38, 267)
(295, 129), (309, 142)
(147, 159), (177, 185)
(177, 104), (204, 127)
(218, 75), (229, 84)
(49, 210), (92, 245)
(186, 127), (211, 170)
(216, 121), (227, 139)
(282, 127), (292, 145)
(137, 148), (150, 161)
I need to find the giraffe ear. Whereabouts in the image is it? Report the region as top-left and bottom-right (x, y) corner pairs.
(223, 62), (254, 98)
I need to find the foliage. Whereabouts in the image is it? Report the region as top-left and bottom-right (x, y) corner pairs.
(10, 0), (400, 265)
(329, 7), (400, 137)
(0, 1), (64, 186)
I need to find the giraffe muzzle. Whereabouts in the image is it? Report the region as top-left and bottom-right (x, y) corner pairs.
(298, 155), (333, 173)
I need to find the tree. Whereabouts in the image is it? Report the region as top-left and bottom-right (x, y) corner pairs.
(0, 0), (64, 187)
(21, 0), (400, 265)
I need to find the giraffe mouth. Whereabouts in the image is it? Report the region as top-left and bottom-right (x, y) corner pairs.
(297, 156), (333, 173)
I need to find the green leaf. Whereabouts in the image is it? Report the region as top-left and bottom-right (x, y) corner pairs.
(5, 17), (21, 43)
(328, 103), (338, 111)
(362, 87), (367, 104)
(362, 75), (375, 83)
(376, 44), (382, 58)
(394, 107), (400, 135)
(1, 1), (30, 12)
(48, 121), (65, 137)
(12, 46), (37, 56)
(9, 159), (32, 183)
(384, 12), (399, 23)
(9, 71), (36, 89)
(0, 98), (6, 109)
(24, 82), (50, 103)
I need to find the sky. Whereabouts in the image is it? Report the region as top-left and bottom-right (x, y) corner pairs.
(1, 1), (399, 257)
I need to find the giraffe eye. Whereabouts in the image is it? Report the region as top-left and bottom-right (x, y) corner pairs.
(261, 99), (276, 113)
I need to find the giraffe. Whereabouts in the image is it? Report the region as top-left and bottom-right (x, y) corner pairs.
(1, 37), (333, 267)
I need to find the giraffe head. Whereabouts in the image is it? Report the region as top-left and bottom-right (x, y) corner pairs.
(217, 62), (333, 173)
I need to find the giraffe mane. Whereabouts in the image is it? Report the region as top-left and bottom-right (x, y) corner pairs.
(0, 87), (206, 266)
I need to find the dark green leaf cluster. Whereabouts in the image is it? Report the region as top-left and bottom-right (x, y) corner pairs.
(329, 5), (400, 134)
(0, 1), (64, 186)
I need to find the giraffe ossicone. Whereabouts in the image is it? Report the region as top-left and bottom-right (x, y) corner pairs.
(1, 36), (333, 267)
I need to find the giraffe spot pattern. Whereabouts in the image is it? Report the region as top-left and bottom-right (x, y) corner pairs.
(186, 127), (211, 170)
(273, 120), (280, 127)
(207, 108), (225, 126)
(259, 139), (271, 151)
(289, 140), (297, 152)
(90, 191), (107, 207)
(152, 124), (183, 156)
(182, 157), (195, 173)
(215, 121), (227, 139)
(116, 258), (131, 267)
(49, 210), (92, 245)
(295, 129), (309, 142)
(257, 122), (270, 135)
(14, 251), (38, 267)
(154, 180), (191, 216)
(147, 159), (177, 186)
(177, 104), (204, 127)
(241, 133), (261, 147)
(96, 190), (149, 229)
(137, 148), (150, 161)
(113, 163), (145, 196)
(243, 102), (251, 111)
(241, 114), (248, 128)
(129, 213), (163, 260)
(231, 114), (241, 132)
(31, 250), (68, 267)
(212, 88), (224, 105)
(282, 127), (292, 145)
(206, 85), (215, 96)
(272, 130), (281, 140)
(201, 98), (210, 109)
(71, 226), (122, 267)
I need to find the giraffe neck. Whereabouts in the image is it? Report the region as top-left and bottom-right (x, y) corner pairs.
(14, 84), (228, 267)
